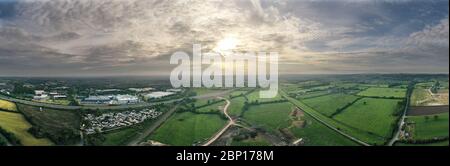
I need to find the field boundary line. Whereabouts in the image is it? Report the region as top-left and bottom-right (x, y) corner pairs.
(281, 91), (371, 146)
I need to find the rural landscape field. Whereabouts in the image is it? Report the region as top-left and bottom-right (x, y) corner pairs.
(1, 74), (448, 146)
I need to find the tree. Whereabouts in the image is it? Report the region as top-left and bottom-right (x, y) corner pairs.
(434, 115), (439, 120)
(425, 116), (430, 121)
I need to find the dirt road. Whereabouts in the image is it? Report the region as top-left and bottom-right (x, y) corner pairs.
(202, 97), (233, 146)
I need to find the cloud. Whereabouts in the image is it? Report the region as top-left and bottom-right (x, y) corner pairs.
(0, 0), (448, 76)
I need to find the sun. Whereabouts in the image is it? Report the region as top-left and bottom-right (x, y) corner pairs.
(214, 36), (238, 55)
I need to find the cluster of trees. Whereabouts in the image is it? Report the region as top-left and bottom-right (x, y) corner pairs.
(399, 137), (449, 145)
(0, 127), (21, 145)
(27, 125), (79, 145)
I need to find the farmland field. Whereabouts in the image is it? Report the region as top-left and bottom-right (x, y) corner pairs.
(290, 113), (359, 146)
(242, 102), (293, 132)
(408, 106), (449, 116)
(334, 98), (402, 139)
(101, 127), (139, 146)
(302, 94), (359, 117)
(0, 99), (17, 112)
(406, 113), (449, 140)
(148, 112), (227, 146)
(357, 87), (406, 98)
(245, 90), (284, 103)
(228, 96), (247, 116)
(0, 111), (53, 146)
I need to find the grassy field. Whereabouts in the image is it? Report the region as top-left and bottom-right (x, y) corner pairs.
(101, 127), (139, 146)
(231, 134), (271, 146)
(357, 87), (406, 98)
(245, 90), (284, 103)
(228, 96), (247, 117)
(242, 102), (293, 132)
(302, 94), (359, 117)
(148, 112), (227, 146)
(196, 101), (225, 113)
(0, 99), (17, 112)
(334, 98), (402, 139)
(191, 88), (228, 96)
(17, 104), (81, 145)
(406, 113), (449, 140)
(290, 114), (359, 146)
(0, 111), (53, 146)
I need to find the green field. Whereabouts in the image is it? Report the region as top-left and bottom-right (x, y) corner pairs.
(357, 87), (406, 98)
(0, 111), (53, 146)
(191, 88), (228, 96)
(196, 101), (225, 113)
(149, 112), (227, 145)
(101, 127), (139, 146)
(0, 99), (17, 112)
(245, 90), (284, 103)
(302, 94), (359, 117)
(334, 98), (402, 139)
(17, 104), (81, 145)
(242, 102), (293, 132)
(228, 96), (247, 116)
(290, 114), (359, 146)
(406, 113), (449, 140)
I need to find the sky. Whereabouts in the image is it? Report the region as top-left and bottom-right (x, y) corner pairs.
(0, 0), (448, 76)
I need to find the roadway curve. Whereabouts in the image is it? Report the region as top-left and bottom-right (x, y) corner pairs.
(202, 97), (233, 146)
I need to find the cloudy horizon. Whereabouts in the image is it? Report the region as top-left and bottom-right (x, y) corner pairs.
(0, 0), (448, 77)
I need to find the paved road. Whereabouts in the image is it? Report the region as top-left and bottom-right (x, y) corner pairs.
(202, 97), (232, 146)
(281, 91), (371, 146)
(388, 85), (412, 146)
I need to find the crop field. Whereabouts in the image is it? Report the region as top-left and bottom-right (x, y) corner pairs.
(242, 102), (293, 132)
(302, 94), (359, 117)
(0, 111), (53, 146)
(0, 99), (17, 112)
(149, 112), (227, 146)
(357, 87), (406, 98)
(406, 113), (449, 140)
(334, 98), (402, 139)
(408, 106), (449, 116)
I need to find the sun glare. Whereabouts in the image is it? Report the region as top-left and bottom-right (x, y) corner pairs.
(214, 36), (238, 54)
